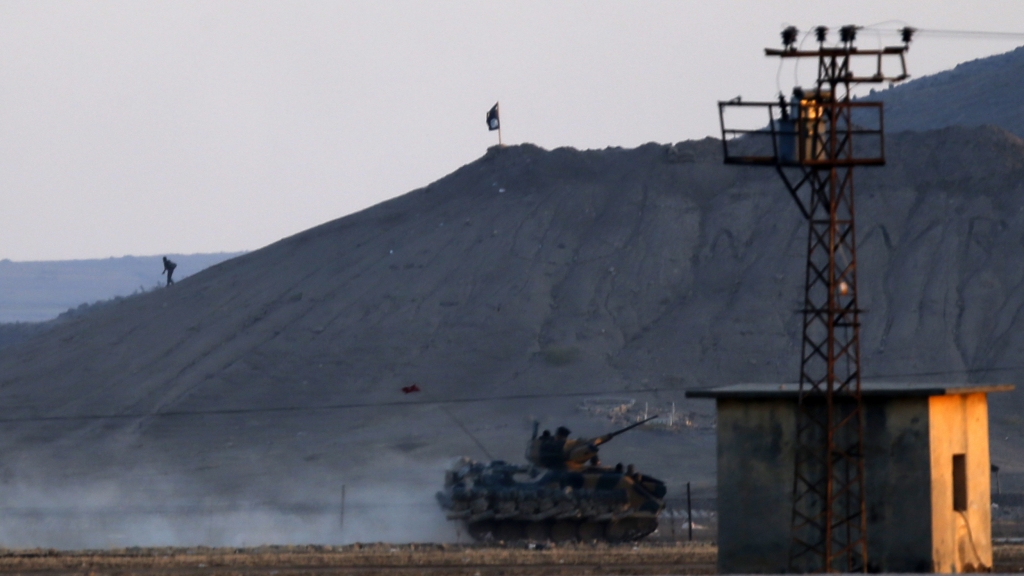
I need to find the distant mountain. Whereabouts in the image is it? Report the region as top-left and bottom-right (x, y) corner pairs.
(866, 45), (1024, 137)
(0, 253), (244, 323)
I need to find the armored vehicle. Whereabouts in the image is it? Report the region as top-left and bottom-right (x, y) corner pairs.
(437, 418), (666, 542)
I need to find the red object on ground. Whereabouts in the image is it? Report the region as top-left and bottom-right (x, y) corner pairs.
(401, 384), (421, 394)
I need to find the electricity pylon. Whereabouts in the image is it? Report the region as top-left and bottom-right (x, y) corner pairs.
(717, 24), (913, 572)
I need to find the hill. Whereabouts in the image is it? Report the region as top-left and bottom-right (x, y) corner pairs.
(0, 253), (244, 323)
(0, 126), (1023, 547)
(866, 45), (1024, 137)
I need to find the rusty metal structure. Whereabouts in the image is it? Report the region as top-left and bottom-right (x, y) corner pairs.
(716, 25), (912, 572)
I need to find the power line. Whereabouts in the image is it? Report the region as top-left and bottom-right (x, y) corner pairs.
(798, 22), (1024, 41)
(860, 24), (1024, 40)
(915, 28), (1024, 40)
(0, 388), (665, 425)
(0, 364), (1019, 426)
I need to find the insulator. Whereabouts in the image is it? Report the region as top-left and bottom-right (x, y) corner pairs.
(781, 26), (799, 48)
(840, 25), (858, 44)
(900, 26), (916, 44)
(815, 26), (828, 43)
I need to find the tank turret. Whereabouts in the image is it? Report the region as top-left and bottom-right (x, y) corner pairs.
(525, 416), (657, 471)
(437, 417), (667, 543)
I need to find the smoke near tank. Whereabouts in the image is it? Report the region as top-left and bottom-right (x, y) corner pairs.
(0, 461), (460, 549)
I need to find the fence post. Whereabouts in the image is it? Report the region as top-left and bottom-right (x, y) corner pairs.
(687, 481), (693, 541)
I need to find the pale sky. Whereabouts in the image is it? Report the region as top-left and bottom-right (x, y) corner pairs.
(0, 1), (1021, 261)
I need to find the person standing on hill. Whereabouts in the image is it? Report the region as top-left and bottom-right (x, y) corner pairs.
(162, 256), (177, 286)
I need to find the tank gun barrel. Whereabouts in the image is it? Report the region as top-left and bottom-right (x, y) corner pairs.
(592, 415), (658, 447)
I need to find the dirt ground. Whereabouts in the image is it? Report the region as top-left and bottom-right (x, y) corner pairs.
(2, 543), (1024, 575)
(0, 542), (716, 575)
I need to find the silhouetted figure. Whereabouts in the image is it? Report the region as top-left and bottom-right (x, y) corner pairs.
(162, 257), (177, 286)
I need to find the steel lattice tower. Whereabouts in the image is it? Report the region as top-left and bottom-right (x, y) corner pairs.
(717, 26), (912, 572)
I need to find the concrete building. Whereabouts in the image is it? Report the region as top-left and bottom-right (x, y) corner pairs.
(687, 383), (1013, 573)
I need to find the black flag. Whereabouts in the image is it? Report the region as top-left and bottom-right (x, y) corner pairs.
(486, 103), (500, 131)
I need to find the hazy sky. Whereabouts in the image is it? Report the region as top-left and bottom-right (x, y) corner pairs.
(1, 1), (1022, 261)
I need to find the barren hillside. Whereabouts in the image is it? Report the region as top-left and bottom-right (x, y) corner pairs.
(867, 45), (1024, 137)
(0, 124), (1023, 547)
(0, 253), (244, 323)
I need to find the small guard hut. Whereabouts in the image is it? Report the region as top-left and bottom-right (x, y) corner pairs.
(687, 382), (1013, 573)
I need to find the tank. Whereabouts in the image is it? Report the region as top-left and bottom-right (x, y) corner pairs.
(436, 417), (667, 542)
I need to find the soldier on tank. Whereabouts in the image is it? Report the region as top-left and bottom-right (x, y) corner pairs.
(526, 418), (657, 472)
(527, 428), (568, 468)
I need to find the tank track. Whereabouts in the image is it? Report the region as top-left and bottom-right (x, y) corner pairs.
(438, 459), (664, 543)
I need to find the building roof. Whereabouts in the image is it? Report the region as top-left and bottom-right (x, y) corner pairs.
(685, 382), (1015, 399)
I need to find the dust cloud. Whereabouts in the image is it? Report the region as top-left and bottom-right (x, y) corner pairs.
(0, 461), (462, 549)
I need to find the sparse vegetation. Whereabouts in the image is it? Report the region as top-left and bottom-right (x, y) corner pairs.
(0, 542), (717, 575)
(2, 543), (1024, 574)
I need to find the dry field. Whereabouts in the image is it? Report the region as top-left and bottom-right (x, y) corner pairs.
(995, 544), (1024, 573)
(0, 542), (714, 575)
(1, 543), (1024, 575)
